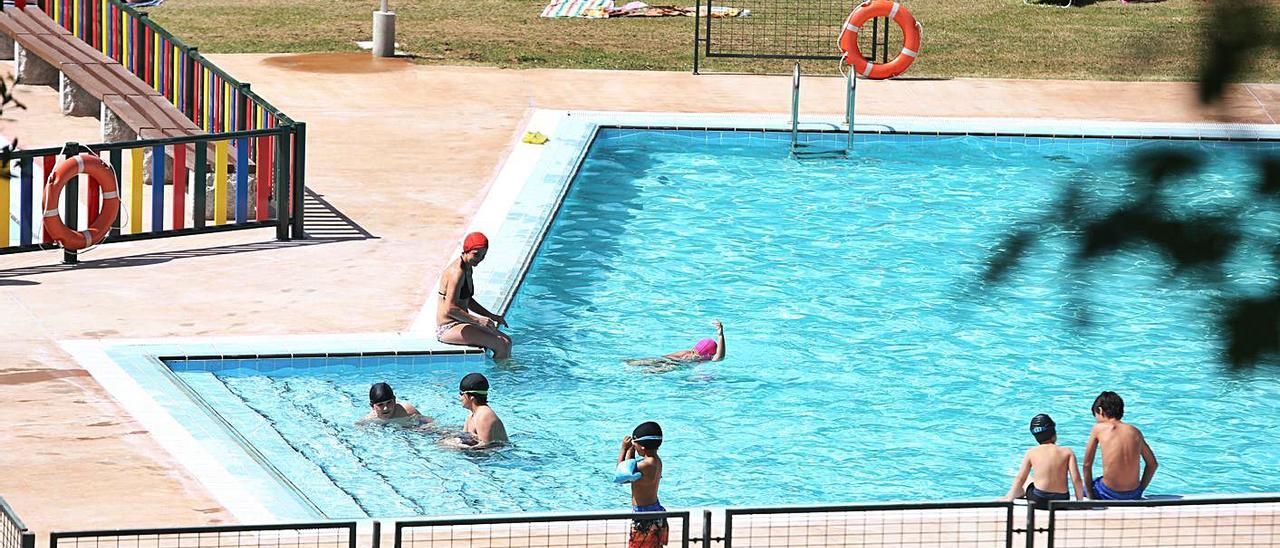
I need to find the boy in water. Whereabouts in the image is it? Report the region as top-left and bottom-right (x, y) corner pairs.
(1002, 414), (1085, 509)
(625, 320), (725, 371)
(1083, 391), (1158, 500)
(616, 422), (667, 548)
(457, 373), (508, 447)
(363, 382), (431, 426)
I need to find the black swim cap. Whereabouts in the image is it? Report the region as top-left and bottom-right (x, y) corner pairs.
(1029, 414), (1056, 443)
(369, 382), (395, 405)
(633, 421), (663, 450)
(460, 372), (489, 394)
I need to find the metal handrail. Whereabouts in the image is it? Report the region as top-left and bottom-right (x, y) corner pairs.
(790, 61), (800, 154)
(845, 67), (856, 153)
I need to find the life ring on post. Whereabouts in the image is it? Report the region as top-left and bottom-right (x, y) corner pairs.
(838, 0), (922, 80)
(43, 153), (119, 251)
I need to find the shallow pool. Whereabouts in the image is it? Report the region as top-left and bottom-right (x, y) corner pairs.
(176, 129), (1280, 517)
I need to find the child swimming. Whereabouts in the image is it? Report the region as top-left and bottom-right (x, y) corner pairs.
(625, 320), (725, 372)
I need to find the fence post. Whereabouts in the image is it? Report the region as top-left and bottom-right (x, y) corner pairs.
(290, 122), (306, 240)
(183, 47), (197, 120)
(1045, 504), (1056, 548)
(1024, 503), (1035, 548)
(691, 0), (700, 74)
(274, 125), (289, 241)
(701, 509), (711, 548)
(61, 143), (78, 265)
(722, 511), (732, 548)
(371, 521), (381, 548)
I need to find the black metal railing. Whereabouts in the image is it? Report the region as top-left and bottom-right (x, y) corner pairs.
(0, 498), (34, 548)
(31, 495), (1280, 548)
(50, 521), (358, 548)
(393, 510), (692, 548)
(723, 501), (1016, 548)
(1047, 495), (1280, 548)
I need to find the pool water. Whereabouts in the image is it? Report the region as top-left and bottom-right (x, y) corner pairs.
(178, 130), (1280, 518)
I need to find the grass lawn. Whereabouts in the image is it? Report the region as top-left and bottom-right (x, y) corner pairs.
(146, 0), (1276, 81)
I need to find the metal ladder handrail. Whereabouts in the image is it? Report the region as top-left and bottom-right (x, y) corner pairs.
(790, 62), (801, 154)
(846, 67), (856, 153)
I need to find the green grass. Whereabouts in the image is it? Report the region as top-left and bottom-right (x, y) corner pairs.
(145, 0), (1277, 81)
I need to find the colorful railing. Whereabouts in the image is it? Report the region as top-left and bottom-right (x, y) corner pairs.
(1, 127), (302, 257)
(2, 0), (304, 262)
(34, 0), (286, 133)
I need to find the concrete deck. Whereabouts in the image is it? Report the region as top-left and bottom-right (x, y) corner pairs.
(1, 53), (1277, 534)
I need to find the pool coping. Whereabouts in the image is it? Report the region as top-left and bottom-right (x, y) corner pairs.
(61, 110), (1280, 523)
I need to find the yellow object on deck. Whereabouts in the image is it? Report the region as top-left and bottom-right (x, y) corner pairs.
(522, 131), (550, 145)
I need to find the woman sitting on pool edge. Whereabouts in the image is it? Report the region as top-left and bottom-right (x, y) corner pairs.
(437, 232), (512, 359)
(625, 320), (725, 370)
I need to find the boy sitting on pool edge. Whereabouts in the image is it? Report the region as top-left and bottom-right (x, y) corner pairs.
(615, 421), (668, 548)
(1002, 414), (1085, 509)
(1083, 391), (1158, 500)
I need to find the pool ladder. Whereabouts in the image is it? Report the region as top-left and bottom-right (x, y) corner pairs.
(789, 62), (856, 158)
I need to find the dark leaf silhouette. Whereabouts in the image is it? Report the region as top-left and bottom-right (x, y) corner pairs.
(982, 230), (1034, 284)
(1260, 157), (1280, 196)
(1223, 295), (1280, 368)
(1198, 0), (1273, 104)
(1129, 149), (1203, 189)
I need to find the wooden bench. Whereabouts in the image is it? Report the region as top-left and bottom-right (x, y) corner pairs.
(0, 4), (202, 143)
(0, 4), (251, 184)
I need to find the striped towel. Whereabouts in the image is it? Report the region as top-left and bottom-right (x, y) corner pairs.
(541, 0), (613, 18)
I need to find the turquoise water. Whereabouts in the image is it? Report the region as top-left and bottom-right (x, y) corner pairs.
(178, 130), (1280, 518)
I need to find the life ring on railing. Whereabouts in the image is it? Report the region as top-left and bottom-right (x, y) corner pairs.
(43, 153), (119, 251)
(838, 0), (922, 80)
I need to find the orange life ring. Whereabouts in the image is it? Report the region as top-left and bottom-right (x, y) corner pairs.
(838, 0), (922, 80)
(43, 153), (119, 251)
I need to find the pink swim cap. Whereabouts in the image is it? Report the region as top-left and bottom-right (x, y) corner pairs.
(694, 338), (718, 358)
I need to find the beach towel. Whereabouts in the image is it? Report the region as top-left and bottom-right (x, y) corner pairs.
(541, 0), (613, 18)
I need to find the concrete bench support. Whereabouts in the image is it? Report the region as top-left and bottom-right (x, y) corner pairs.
(15, 42), (57, 86)
(60, 71), (100, 117)
(100, 102), (136, 142)
(0, 37), (14, 61)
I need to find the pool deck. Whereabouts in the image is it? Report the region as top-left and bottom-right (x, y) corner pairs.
(1, 53), (1278, 534)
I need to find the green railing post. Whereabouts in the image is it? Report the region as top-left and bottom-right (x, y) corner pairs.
(290, 122), (306, 240)
(183, 47), (197, 120)
(61, 143), (78, 265)
(274, 126), (289, 241)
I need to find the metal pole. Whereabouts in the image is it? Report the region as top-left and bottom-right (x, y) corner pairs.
(1025, 503), (1035, 548)
(373, 0), (395, 57)
(846, 68), (855, 154)
(61, 143), (78, 265)
(290, 122), (306, 239)
(691, 0), (700, 74)
(790, 62), (800, 155)
(701, 509), (711, 548)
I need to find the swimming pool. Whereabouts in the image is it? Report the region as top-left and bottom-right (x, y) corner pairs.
(167, 123), (1280, 518)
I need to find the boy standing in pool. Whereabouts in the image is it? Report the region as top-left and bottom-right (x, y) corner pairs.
(1002, 414), (1085, 508)
(616, 421), (667, 548)
(1083, 391), (1158, 500)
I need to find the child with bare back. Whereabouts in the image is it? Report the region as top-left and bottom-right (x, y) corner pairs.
(614, 422), (667, 548)
(1003, 414), (1085, 509)
(1083, 391), (1158, 500)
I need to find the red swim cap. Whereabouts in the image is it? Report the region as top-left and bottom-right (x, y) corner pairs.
(463, 232), (489, 253)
